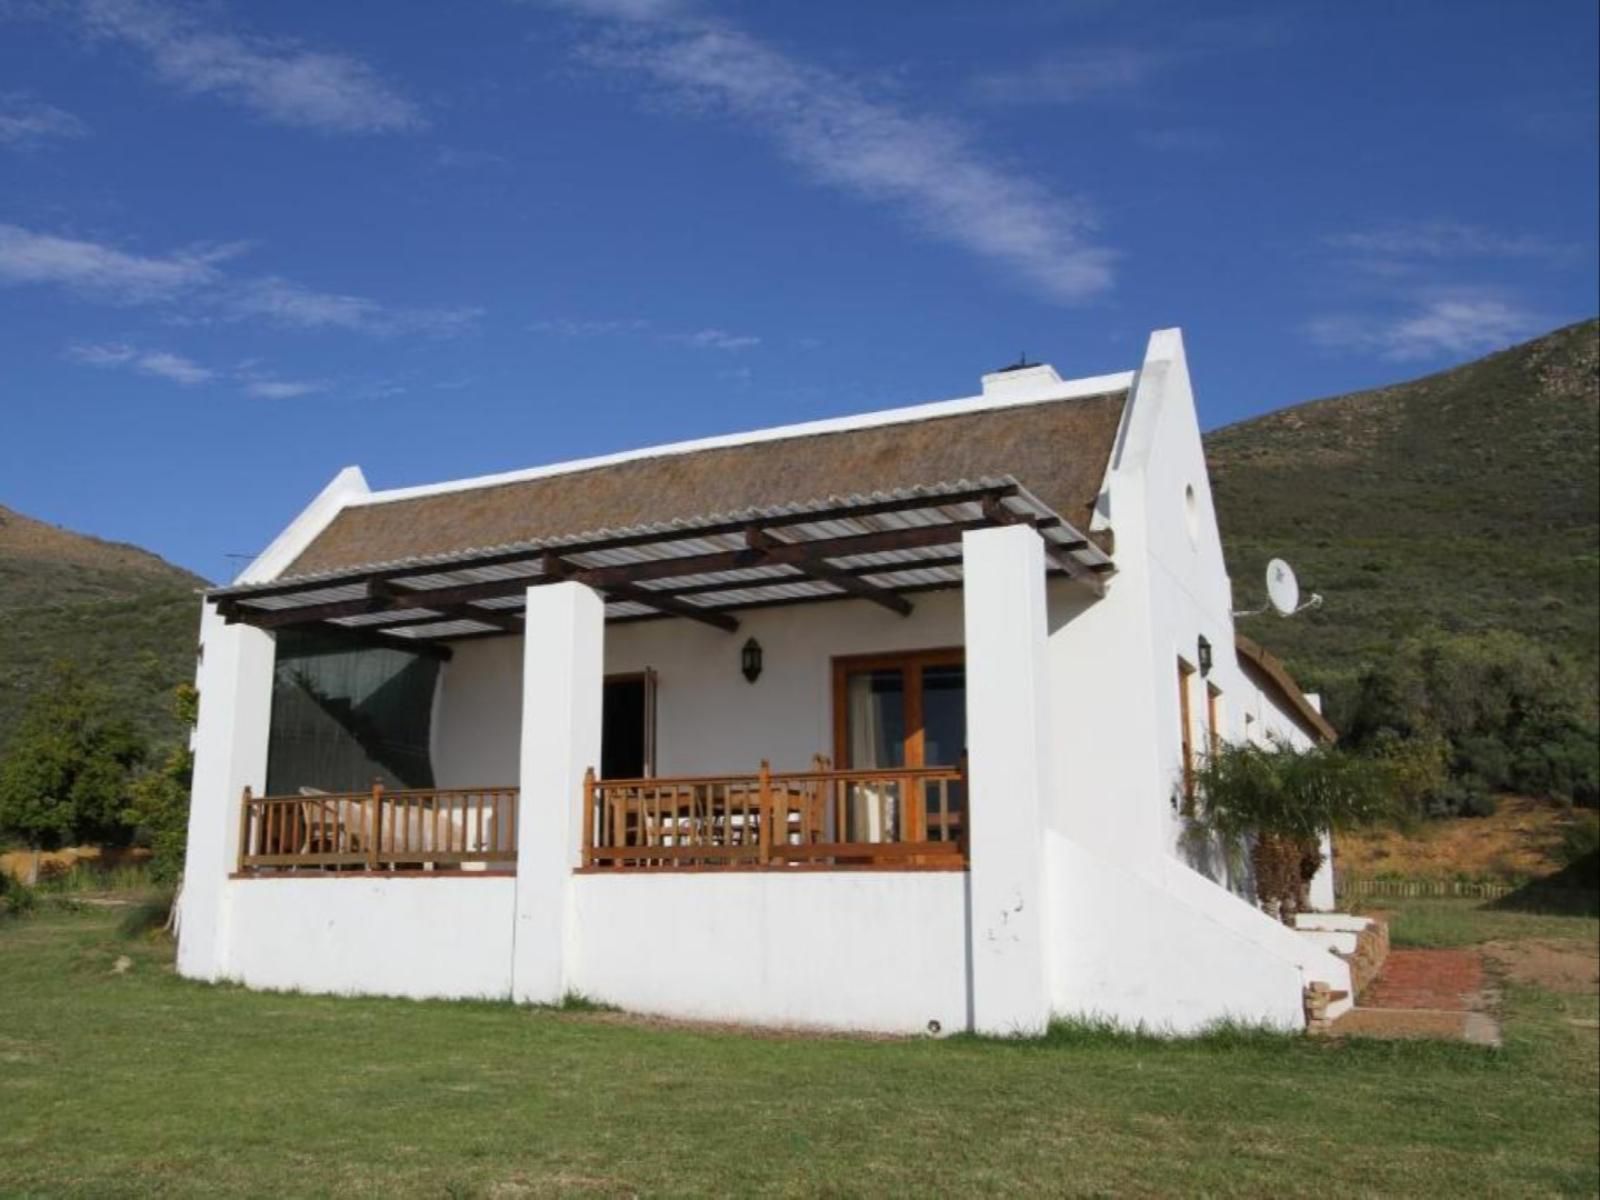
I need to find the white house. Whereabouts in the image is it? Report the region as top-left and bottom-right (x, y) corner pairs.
(178, 328), (1354, 1035)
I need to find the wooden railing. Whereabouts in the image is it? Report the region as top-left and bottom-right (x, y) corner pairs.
(582, 761), (967, 870)
(237, 784), (518, 873)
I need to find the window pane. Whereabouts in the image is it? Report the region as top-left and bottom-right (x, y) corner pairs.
(920, 664), (965, 766)
(921, 663), (966, 840)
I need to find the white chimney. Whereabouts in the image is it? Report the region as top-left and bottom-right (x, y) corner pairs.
(980, 361), (1063, 399)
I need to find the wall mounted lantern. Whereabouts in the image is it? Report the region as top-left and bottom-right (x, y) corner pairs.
(1197, 634), (1214, 678)
(741, 637), (764, 684)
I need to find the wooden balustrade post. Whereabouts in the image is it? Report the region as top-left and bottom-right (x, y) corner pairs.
(582, 767), (596, 868)
(906, 771), (926, 846)
(958, 751), (971, 859)
(237, 786), (253, 871)
(757, 759), (773, 865)
(367, 779), (382, 871)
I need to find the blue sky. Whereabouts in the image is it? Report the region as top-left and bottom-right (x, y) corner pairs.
(2, 0), (1596, 583)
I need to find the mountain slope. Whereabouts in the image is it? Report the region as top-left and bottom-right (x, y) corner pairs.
(0, 506), (208, 753)
(1208, 318), (1600, 691)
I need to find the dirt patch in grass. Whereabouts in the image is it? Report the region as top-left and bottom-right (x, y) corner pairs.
(1484, 938), (1600, 995)
(550, 1006), (910, 1042)
(1333, 1009), (1475, 1040)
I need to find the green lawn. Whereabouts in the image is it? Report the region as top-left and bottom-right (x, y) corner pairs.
(1359, 896), (1600, 950)
(2, 899), (1597, 1198)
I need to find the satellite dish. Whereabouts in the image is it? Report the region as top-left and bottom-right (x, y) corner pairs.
(1234, 557), (1324, 618)
(1266, 558), (1300, 616)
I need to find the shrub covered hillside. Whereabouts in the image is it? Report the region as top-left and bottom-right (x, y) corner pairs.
(0, 505), (207, 755)
(1209, 318), (1599, 700)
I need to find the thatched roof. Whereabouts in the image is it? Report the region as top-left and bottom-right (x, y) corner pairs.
(1236, 635), (1337, 744)
(285, 389), (1129, 579)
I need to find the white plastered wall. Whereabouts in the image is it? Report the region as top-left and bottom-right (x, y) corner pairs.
(1047, 833), (1307, 1031)
(431, 589), (972, 787)
(226, 877), (515, 1000)
(569, 872), (969, 1033)
(1042, 329), (1351, 1029)
(179, 466), (373, 985)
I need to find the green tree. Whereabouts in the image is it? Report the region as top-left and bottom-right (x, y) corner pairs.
(1189, 740), (1401, 922)
(0, 663), (147, 880)
(126, 684), (197, 886)
(1338, 629), (1600, 813)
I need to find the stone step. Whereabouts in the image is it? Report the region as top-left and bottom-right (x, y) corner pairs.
(1294, 912), (1374, 934)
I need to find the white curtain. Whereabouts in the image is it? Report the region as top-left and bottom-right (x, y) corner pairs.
(846, 672), (897, 841)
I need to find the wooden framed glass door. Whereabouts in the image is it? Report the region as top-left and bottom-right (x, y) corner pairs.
(831, 648), (965, 841)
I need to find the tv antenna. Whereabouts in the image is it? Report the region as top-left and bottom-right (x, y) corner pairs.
(1234, 557), (1323, 618)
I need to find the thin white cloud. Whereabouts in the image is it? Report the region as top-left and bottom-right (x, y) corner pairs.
(0, 94), (89, 147)
(668, 327), (759, 351)
(245, 378), (324, 399)
(74, 0), (423, 134)
(553, 0), (1112, 302)
(530, 315), (760, 350)
(68, 341), (339, 394)
(0, 222), (231, 303)
(1305, 293), (1543, 362)
(0, 223), (479, 336)
(970, 47), (1166, 105)
(968, 13), (1289, 110)
(227, 277), (481, 336)
(529, 317), (652, 337)
(68, 340), (215, 384)
(137, 349), (215, 384)
(1324, 222), (1583, 268)
(66, 341), (139, 366)
(433, 146), (510, 170)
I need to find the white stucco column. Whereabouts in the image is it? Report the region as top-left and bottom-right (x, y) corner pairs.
(511, 581), (604, 1004)
(176, 600), (275, 982)
(962, 525), (1054, 1035)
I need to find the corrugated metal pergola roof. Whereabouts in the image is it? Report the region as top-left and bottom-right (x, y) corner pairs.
(211, 476), (1113, 651)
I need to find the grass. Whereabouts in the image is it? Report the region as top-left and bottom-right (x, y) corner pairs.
(31, 862), (159, 895)
(2, 900), (1597, 1196)
(1354, 894), (1600, 950)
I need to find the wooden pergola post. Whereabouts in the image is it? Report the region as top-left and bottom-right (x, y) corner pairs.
(757, 760), (773, 866)
(367, 779), (382, 871)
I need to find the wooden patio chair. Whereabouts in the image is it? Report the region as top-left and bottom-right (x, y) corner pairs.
(296, 788), (366, 864)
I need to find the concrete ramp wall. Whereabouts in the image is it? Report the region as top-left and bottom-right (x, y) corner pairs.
(1047, 832), (1351, 1033)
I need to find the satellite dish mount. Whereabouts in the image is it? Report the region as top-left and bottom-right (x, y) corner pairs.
(1234, 558), (1323, 618)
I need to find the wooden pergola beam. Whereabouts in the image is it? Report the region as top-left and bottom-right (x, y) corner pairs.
(574, 520), (981, 590)
(219, 505), (1107, 633)
(980, 497), (1106, 598)
(744, 527), (913, 616)
(544, 555), (740, 633)
(438, 604), (522, 633)
(206, 483), (1022, 605)
(219, 584), (389, 629)
(269, 617), (454, 661)
(653, 554), (966, 599)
